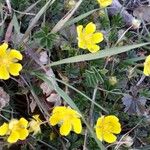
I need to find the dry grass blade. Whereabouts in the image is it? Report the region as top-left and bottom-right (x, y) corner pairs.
(5, 0), (12, 14)
(21, 0), (56, 43)
(51, 0), (83, 33)
(4, 20), (13, 42)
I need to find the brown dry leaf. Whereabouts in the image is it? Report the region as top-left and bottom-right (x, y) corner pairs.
(40, 69), (61, 106)
(39, 51), (48, 65)
(133, 6), (150, 22)
(0, 87), (10, 108)
(29, 95), (37, 113)
(40, 81), (54, 96)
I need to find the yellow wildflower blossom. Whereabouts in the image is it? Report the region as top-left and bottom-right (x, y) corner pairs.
(95, 115), (121, 143)
(97, 0), (112, 8)
(29, 115), (42, 135)
(77, 22), (104, 53)
(0, 43), (23, 80)
(0, 123), (9, 136)
(0, 118), (29, 143)
(143, 55), (150, 76)
(49, 106), (82, 136)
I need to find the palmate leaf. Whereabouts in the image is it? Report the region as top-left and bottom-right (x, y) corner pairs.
(34, 27), (57, 49)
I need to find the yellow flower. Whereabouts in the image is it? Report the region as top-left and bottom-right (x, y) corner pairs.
(0, 118), (29, 143)
(97, 0), (112, 8)
(49, 106), (82, 136)
(0, 123), (9, 136)
(143, 55), (150, 76)
(0, 43), (23, 80)
(29, 115), (42, 135)
(77, 22), (104, 53)
(95, 115), (121, 143)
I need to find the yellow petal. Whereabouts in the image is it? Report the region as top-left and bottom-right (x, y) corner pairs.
(96, 116), (105, 126)
(85, 22), (96, 34)
(105, 115), (119, 123)
(104, 115), (121, 134)
(97, 0), (112, 8)
(18, 118), (28, 128)
(29, 119), (41, 135)
(78, 41), (86, 49)
(72, 118), (82, 134)
(60, 121), (72, 136)
(88, 45), (100, 53)
(0, 65), (10, 80)
(8, 49), (23, 60)
(0, 43), (8, 56)
(0, 123), (9, 136)
(8, 63), (22, 76)
(52, 106), (66, 114)
(77, 25), (83, 37)
(92, 33), (104, 43)
(145, 55), (150, 62)
(111, 122), (121, 134)
(49, 115), (61, 126)
(7, 131), (19, 143)
(18, 129), (29, 140)
(103, 132), (117, 143)
(143, 55), (150, 76)
(9, 119), (18, 130)
(95, 127), (103, 141)
(29, 124), (41, 135)
(143, 65), (150, 76)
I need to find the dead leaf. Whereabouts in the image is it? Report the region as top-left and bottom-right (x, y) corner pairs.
(40, 69), (61, 106)
(133, 6), (150, 22)
(122, 94), (147, 116)
(29, 95), (37, 113)
(46, 93), (61, 106)
(0, 87), (10, 108)
(39, 51), (48, 65)
(40, 81), (54, 96)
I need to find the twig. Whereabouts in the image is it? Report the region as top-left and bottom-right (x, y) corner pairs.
(136, 75), (146, 86)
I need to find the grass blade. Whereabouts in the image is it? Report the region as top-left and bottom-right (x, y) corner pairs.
(51, 0), (82, 33)
(49, 43), (149, 67)
(64, 8), (99, 28)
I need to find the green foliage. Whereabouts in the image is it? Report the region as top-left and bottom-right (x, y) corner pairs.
(0, 0), (150, 149)
(11, 0), (28, 10)
(34, 26), (57, 49)
(111, 13), (123, 27)
(84, 66), (104, 87)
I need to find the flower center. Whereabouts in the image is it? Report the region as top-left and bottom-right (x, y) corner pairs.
(0, 56), (11, 66)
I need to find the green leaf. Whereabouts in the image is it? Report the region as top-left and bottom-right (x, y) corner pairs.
(84, 67), (104, 87)
(48, 43), (149, 67)
(12, 13), (20, 33)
